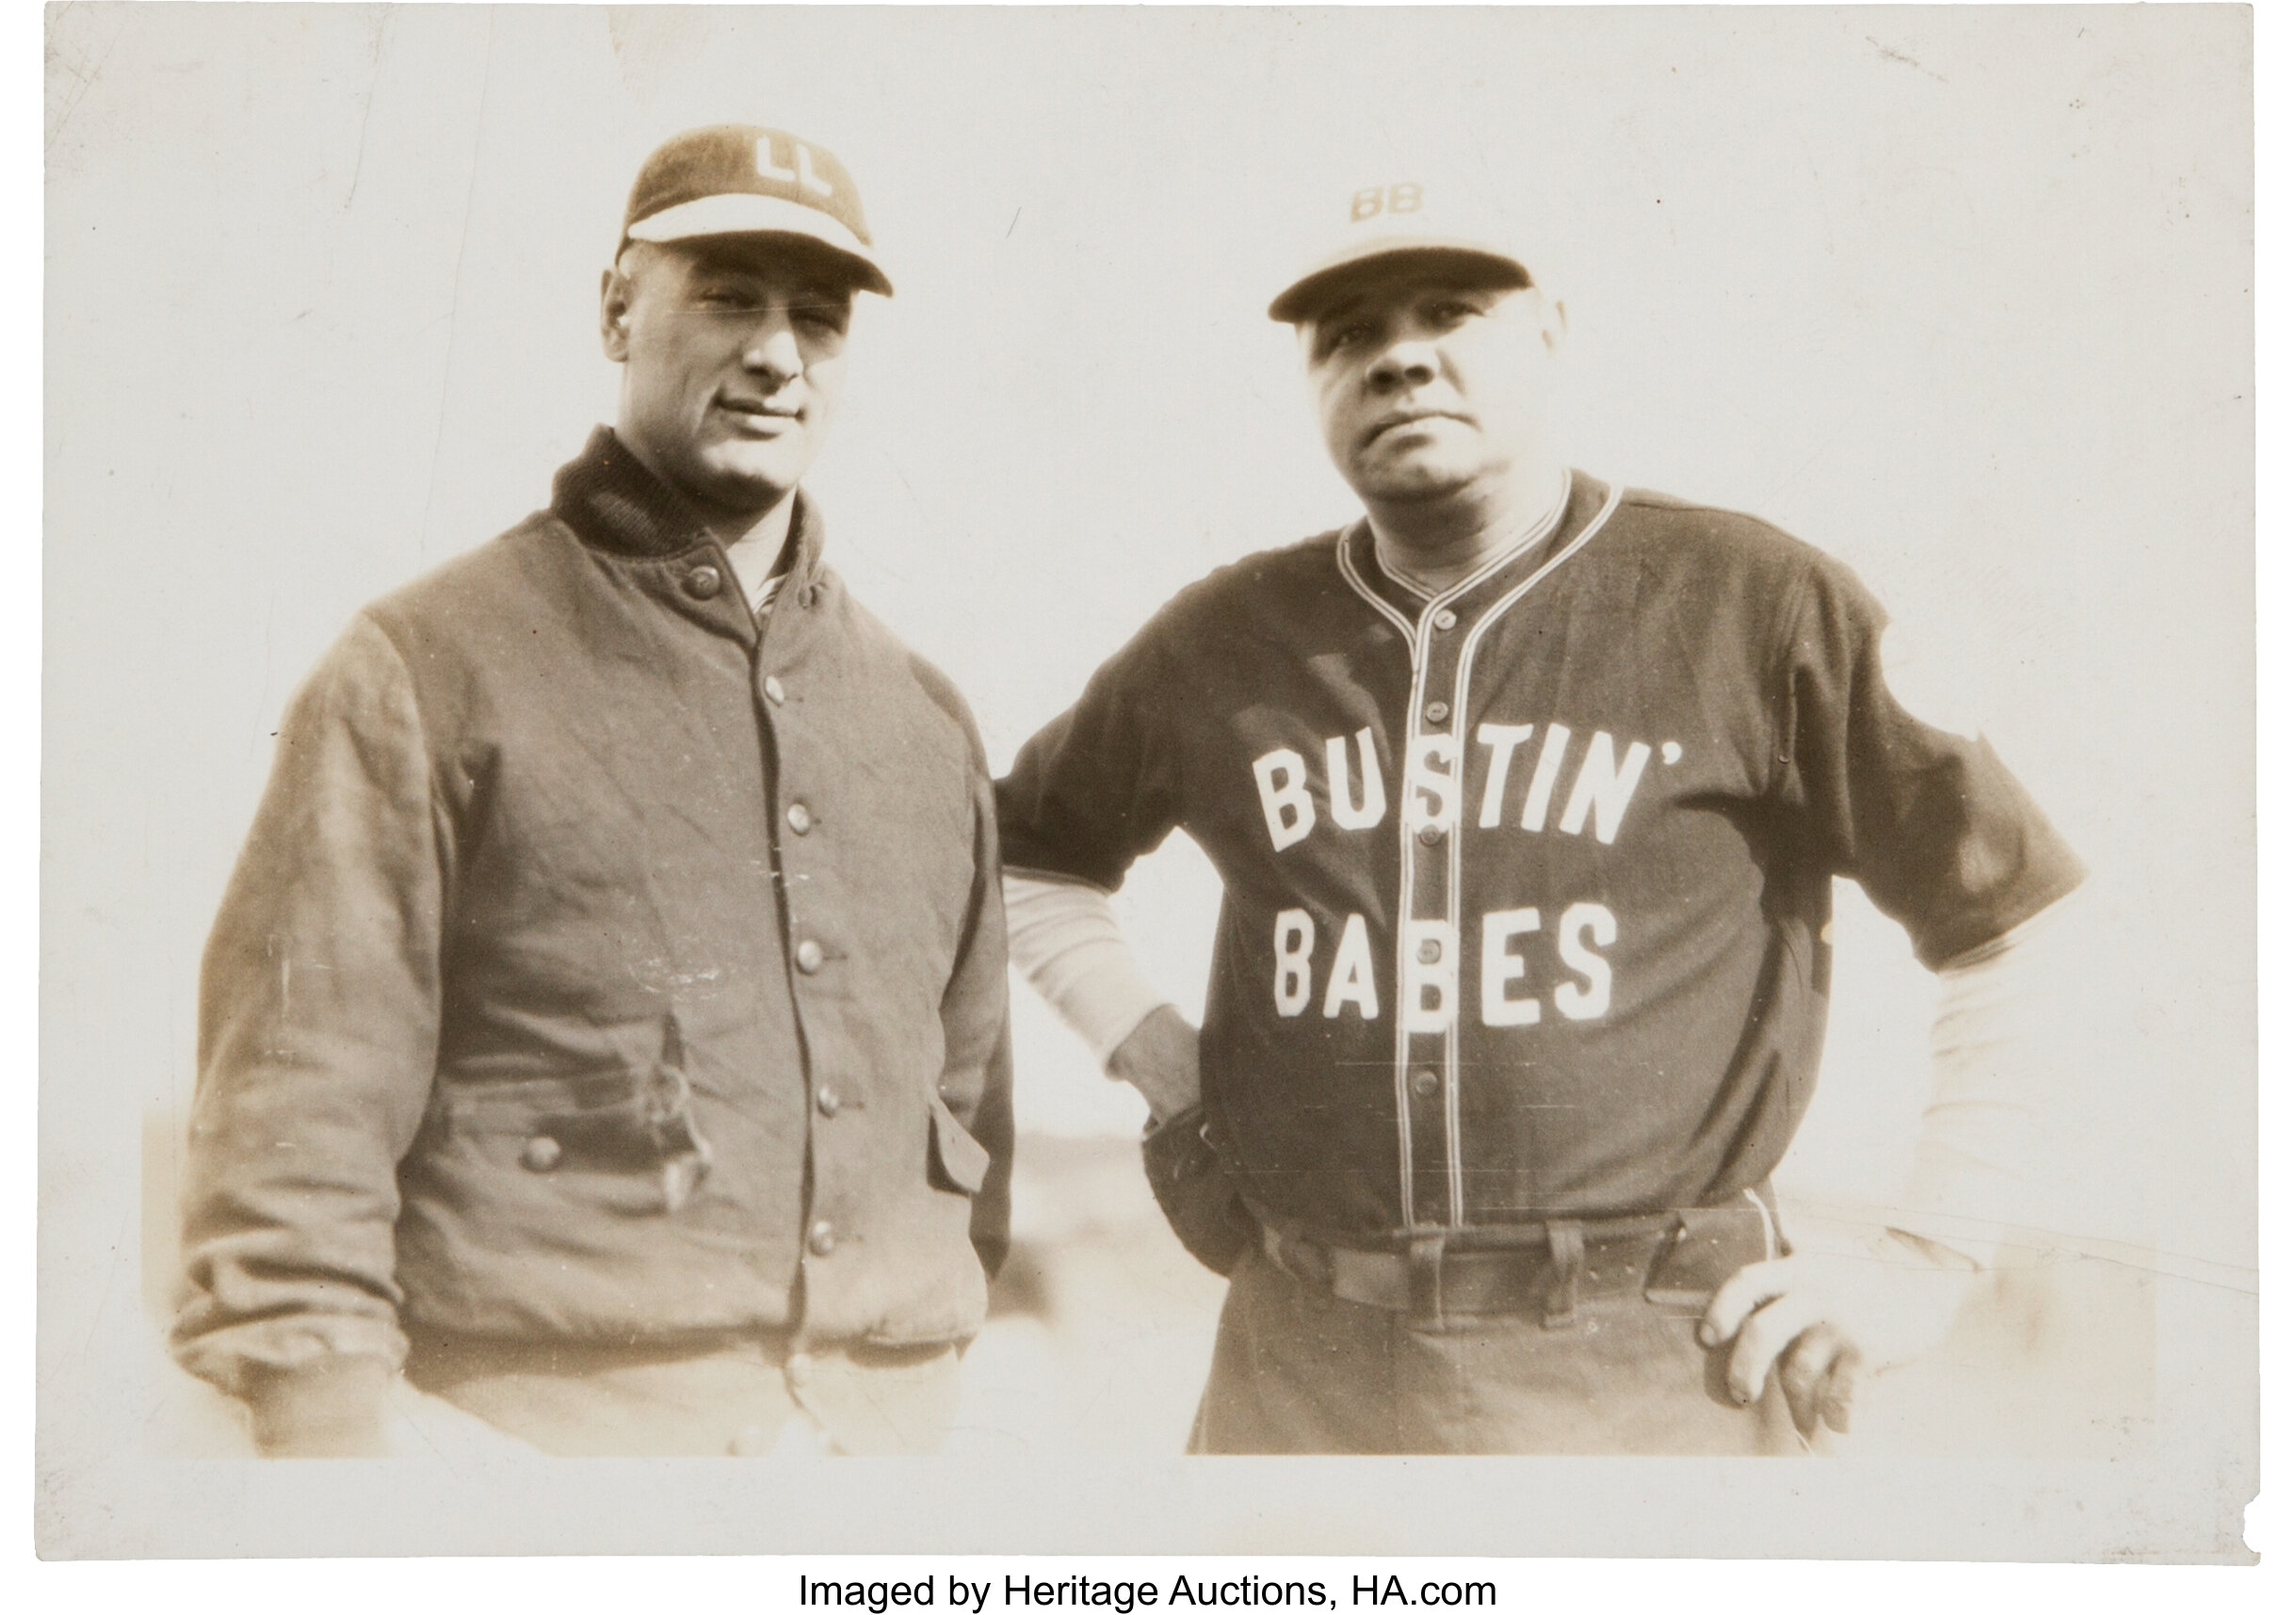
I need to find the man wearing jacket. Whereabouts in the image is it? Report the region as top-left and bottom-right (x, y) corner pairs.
(173, 125), (1013, 1458)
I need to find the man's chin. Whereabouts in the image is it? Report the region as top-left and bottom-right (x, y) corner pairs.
(687, 454), (806, 514)
(1346, 460), (1480, 507)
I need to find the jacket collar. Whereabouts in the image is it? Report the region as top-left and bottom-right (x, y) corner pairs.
(549, 426), (824, 587)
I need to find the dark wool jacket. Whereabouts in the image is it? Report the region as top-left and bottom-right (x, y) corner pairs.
(174, 428), (1012, 1435)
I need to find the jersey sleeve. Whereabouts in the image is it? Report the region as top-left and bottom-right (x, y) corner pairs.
(1772, 553), (2085, 969)
(994, 615), (1188, 894)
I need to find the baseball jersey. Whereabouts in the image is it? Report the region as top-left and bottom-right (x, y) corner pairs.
(996, 472), (2083, 1242)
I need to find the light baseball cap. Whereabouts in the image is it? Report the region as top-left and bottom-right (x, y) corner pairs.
(1268, 179), (1531, 324)
(620, 124), (893, 298)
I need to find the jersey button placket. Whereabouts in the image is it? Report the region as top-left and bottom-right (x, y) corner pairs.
(1414, 610), (1469, 1231)
(1403, 612), (1463, 1231)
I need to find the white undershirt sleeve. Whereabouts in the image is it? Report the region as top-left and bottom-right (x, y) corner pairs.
(1888, 883), (2091, 1270)
(1001, 872), (1176, 1070)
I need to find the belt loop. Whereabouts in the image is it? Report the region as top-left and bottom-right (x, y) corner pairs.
(1406, 1234), (1447, 1324)
(1542, 1219), (1585, 1330)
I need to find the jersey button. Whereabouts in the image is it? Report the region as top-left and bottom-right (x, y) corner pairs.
(816, 1087), (841, 1117)
(807, 1220), (837, 1257)
(1416, 824), (1444, 846)
(786, 801), (813, 834)
(520, 1135), (562, 1172)
(795, 938), (825, 974)
(1424, 701), (1450, 724)
(1410, 1068), (1440, 1098)
(784, 1351), (816, 1389)
(682, 565), (722, 600)
(1432, 608), (1458, 631)
(1415, 937), (1443, 964)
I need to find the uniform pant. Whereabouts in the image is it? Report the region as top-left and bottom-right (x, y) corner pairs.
(406, 1332), (962, 1457)
(1189, 1243), (1805, 1455)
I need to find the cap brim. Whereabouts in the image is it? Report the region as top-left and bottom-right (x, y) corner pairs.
(625, 192), (894, 297)
(1268, 239), (1529, 323)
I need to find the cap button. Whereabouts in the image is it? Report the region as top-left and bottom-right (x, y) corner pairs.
(764, 675), (786, 705)
(683, 564), (722, 600)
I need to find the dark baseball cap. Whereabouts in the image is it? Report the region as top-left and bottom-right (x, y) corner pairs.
(620, 124), (893, 297)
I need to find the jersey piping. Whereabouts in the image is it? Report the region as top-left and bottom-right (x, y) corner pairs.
(1334, 479), (1625, 1231)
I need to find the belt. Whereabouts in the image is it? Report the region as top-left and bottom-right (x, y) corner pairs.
(1252, 1191), (1782, 1327)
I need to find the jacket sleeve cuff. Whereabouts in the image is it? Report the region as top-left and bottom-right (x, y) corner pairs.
(244, 1356), (396, 1457)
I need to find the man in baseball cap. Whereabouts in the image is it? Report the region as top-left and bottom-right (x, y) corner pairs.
(173, 125), (1013, 1458)
(995, 173), (2085, 1452)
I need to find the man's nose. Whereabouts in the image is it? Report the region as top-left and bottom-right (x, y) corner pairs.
(741, 315), (803, 383)
(1366, 338), (1438, 391)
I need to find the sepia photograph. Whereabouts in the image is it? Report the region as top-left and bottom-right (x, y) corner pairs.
(38, 1), (2256, 1560)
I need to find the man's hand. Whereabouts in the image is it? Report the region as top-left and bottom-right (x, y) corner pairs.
(1107, 1004), (1202, 1122)
(1699, 1230), (1981, 1437)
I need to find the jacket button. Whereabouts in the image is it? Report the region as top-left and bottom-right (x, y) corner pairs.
(807, 1220), (837, 1257)
(1416, 824), (1444, 846)
(786, 802), (813, 834)
(1424, 701), (1450, 724)
(521, 1135), (562, 1171)
(1432, 608), (1458, 631)
(795, 939), (825, 974)
(785, 1351), (816, 1388)
(816, 1087), (840, 1117)
(1411, 1068), (1440, 1098)
(683, 565), (722, 600)
(764, 675), (786, 705)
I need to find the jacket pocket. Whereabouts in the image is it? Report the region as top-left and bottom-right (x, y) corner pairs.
(926, 1095), (991, 1196)
(434, 1019), (714, 1214)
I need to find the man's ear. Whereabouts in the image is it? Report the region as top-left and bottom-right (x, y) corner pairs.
(600, 266), (634, 363)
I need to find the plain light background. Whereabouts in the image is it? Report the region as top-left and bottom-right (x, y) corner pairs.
(38, 1), (2256, 1562)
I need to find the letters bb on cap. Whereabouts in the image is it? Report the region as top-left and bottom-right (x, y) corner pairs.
(621, 124), (893, 297)
(1268, 180), (1532, 324)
